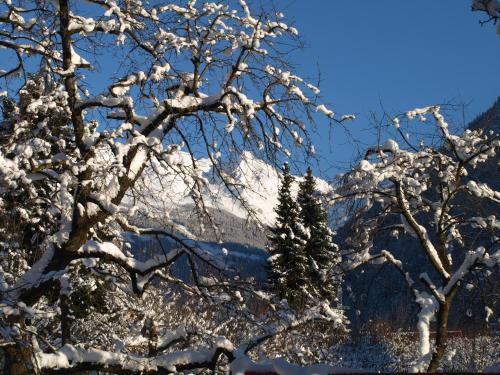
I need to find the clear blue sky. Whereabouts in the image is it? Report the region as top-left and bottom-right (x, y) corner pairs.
(3, 1), (496, 177)
(280, 0), (500, 175)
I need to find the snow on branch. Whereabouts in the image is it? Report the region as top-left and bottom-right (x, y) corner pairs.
(394, 181), (450, 280)
(334, 104), (499, 372)
(36, 342), (233, 374)
(442, 247), (489, 296)
(77, 240), (182, 275)
(411, 292), (439, 373)
(115, 218), (231, 274)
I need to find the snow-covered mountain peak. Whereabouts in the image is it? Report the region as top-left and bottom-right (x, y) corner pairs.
(229, 151), (333, 224)
(133, 150), (332, 228)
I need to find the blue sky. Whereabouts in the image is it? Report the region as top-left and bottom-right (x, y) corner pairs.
(280, 0), (500, 175)
(1, 1), (497, 178)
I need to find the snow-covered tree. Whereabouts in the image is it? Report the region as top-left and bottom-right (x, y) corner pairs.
(472, 0), (500, 33)
(298, 167), (341, 305)
(334, 106), (499, 372)
(0, 0), (344, 373)
(267, 163), (309, 309)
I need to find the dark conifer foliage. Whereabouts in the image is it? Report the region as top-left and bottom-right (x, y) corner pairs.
(268, 165), (340, 309)
(298, 167), (340, 305)
(267, 163), (308, 308)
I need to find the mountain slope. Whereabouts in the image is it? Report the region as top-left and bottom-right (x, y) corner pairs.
(131, 151), (331, 248)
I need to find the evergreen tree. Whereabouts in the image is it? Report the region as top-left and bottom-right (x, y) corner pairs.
(297, 167), (341, 305)
(267, 163), (308, 308)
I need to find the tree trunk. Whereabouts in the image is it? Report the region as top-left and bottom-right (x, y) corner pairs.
(3, 320), (39, 375)
(427, 295), (453, 372)
(4, 345), (38, 375)
(60, 294), (71, 345)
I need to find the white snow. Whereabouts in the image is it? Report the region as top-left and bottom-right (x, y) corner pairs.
(316, 104), (334, 118)
(485, 306), (494, 322)
(443, 247), (485, 295)
(466, 180), (500, 202)
(12, 244), (55, 298)
(231, 356), (361, 375)
(411, 292), (438, 373)
(77, 240), (182, 273)
(133, 150), (332, 226)
(70, 46), (90, 67)
(36, 344), (212, 372)
(382, 139), (399, 152)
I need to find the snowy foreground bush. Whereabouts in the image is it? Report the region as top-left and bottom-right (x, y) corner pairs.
(329, 332), (499, 372)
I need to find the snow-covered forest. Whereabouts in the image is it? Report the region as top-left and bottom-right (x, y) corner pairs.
(0, 0), (498, 374)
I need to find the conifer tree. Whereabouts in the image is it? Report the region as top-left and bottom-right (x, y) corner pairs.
(297, 167), (340, 305)
(267, 163), (308, 308)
